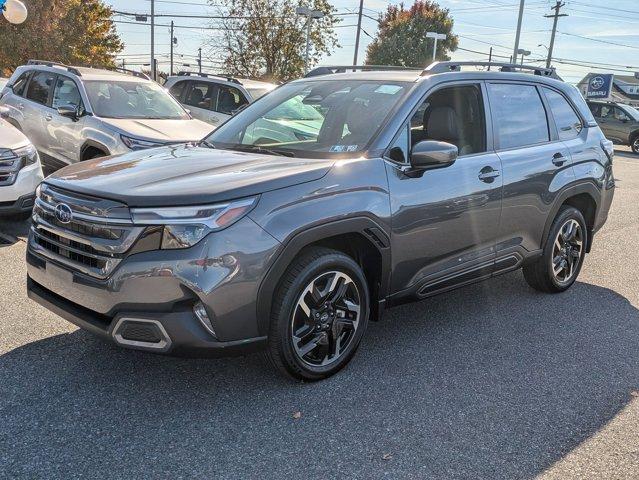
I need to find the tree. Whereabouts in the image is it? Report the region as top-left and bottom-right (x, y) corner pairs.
(365, 1), (458, 68)
(0, 0), (122, 76)
(213, 0), (339, 82)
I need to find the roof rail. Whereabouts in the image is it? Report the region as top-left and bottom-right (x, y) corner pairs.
(176, 71), (242, 85)
(422, 61), (561, 79)
(27, 59), (82, 77)
(305, 65), (422, 78)
(111, 67), (150, 80)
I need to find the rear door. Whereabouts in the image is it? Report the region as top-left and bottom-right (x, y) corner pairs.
(488, 82), (574, 258)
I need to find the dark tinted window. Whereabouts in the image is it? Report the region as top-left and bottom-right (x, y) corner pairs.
(216, 85), (248, 115)
(489, 83), (549, 149)
(25, 71), (55, 105)
(183, 81), (216, 110)
(11, 71), (31, 96)
(168, 80), (187, 101)
(588, 103), (601, 117)
(543, 88), (582, 140)
(52, 76), (82, 110)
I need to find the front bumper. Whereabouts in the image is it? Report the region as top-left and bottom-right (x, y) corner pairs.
(26, 216), (281, 356)
(0, 162), (43, 215)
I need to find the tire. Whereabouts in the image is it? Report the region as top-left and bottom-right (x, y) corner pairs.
(84, 151), (106, 160)
(523, 206), (587, 293)
(631, 135), (639, 154)
(266, 247), (370, 381)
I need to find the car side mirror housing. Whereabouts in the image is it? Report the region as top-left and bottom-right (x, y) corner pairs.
(57, 104), (79, 119)
(410, 140), (458, 170)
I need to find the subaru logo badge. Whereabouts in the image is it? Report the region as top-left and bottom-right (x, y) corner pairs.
(54, 203), (73, 224)
(590, 76), (605, 90)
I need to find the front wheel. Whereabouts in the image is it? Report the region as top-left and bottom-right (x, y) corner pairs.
(631, 136), (639, 154)
(266, 247), (369, 381)
(523, 206), (587, 293)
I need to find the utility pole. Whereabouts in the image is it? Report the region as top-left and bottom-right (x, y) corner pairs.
(512, 0), (525, 64)
(170, 21), (175, 76)
(150, 0), (156, 81)
(197, 47), (202, 75)
(488, 47), (493, 70)
(353, 0), (364, 66)
(544, 1), (567, 68)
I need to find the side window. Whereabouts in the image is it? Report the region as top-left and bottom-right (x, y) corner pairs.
(409, 84), (486, 156)
(489, 83), (549, 150)
(543, 88), (582, 140)
(183, 81), (216, 110)
(614, 107), (630, 122)
(386, 124), (409, 164)
(168, 80), (187, 101)
(52, 76), (82, 110)
(216, 85), (248, 115)
(600, 105), (614, 119)
(25, 71), (55, 106)
(11, 71), (31, 97)
(588, 103), (601, 117)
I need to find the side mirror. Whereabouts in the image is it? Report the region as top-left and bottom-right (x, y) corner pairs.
(57, 104), (78, 119)
(410, 140), (458, 170)
(0, 106), (10, 118)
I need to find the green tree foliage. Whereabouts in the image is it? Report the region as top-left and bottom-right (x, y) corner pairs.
(0, 0), (123, 76)
(365, 1), (458, 67)
(214, 0), (339, 82)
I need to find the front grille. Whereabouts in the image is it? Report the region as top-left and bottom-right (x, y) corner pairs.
(29, 184), (144, 278)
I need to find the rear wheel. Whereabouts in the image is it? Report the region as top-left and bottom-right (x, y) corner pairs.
(266, 247), (369, 381)
(523, 206), (587, 293)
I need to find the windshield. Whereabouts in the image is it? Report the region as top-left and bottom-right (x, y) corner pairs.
(204, 79), (410, 157)
(247, 87), (274, 100)
(84, 80), (189, 119)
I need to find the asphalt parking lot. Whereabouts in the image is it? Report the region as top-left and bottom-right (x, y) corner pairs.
(1, 149), (638, 479)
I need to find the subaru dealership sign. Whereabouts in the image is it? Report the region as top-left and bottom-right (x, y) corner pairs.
(586, 74), (614, 99)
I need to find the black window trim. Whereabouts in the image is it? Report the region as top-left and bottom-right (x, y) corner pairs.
(24, 69), (57, 108)
(10, 69), (33, 98)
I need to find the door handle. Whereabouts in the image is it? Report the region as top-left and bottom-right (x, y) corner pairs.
(45, 114), (52, 121)
(552, 152), (566, 166)
(478, 167), (500, 183)
(17, 103), (24, 110)
(209, 117), (219, 123)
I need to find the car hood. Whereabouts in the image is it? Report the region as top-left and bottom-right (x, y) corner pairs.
(45, 145), (334, 207)
(0, 119), (30, 150)
(99, 117), (214, 142)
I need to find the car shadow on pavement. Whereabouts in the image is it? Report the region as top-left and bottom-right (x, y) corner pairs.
(0, 218), (30, 246)
(1, 271), (638, 479)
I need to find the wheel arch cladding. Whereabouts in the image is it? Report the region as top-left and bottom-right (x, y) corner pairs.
(544, 186), (598, 253)
(81, 140), (109, 160)
(256, 217), (391, 336)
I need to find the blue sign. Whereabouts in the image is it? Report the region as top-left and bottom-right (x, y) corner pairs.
(586, 74), (614, 99)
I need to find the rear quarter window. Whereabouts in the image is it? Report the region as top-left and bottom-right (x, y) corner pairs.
(543, 88), (583, 141)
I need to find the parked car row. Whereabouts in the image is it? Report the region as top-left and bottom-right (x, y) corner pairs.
(587, 100), (639, 153)
(12, 60), (615, 381)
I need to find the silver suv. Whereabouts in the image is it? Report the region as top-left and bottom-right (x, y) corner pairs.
(164, 72), (276, 127)
(0, 61), (212, 171)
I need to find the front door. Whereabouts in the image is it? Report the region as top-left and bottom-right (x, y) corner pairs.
(46, 75), (86, 164)
(387, 82), (503, 297)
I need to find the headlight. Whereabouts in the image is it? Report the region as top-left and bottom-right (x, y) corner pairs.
(120, 134), (165, 150)
(0, 143), (38, 185)
(130, 197), (257, 249)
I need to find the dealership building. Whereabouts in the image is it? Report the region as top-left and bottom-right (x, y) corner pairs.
(577, 73), (639, 107)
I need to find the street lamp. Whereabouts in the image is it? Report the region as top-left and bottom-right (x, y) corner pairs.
(296, 6), (325, 74)
(517, 48), (531, 65)
(426, 32), (447, 62)
(0, 0), (27, 24)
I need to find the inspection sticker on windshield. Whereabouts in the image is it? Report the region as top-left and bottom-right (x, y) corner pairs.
(330, 145), (358, 153)
(375, 84), (403, 95)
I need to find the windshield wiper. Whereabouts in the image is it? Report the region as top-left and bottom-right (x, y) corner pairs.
(200, 140), (216, 149)
(226, 144), (296, 157)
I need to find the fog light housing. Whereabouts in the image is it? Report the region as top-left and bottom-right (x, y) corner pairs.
(194, 302), (216, 338)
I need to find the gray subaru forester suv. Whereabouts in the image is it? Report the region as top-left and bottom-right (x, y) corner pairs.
(26, 62), (615, 381)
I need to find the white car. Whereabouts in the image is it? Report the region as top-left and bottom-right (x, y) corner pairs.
(164, 72), (277, 127)
(0, 108), (44, 218)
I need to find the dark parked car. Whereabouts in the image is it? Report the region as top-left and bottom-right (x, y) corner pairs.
(587, 100), (639, 153)
(26, 62), (615, 381)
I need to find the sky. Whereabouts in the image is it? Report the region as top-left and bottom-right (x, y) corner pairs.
(104, 0), (639, 84)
